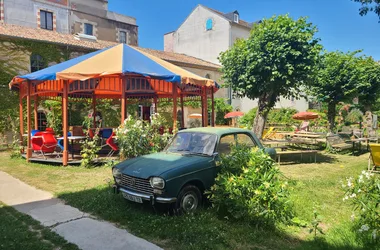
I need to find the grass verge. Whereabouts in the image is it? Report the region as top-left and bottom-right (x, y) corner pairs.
(0, 152), (374, 249)
(0, 202), (79, 250)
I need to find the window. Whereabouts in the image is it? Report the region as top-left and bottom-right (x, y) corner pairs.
(218, 134), (235, 155)
(236, 133), (256, 147)
(30, 54), (45, 72)
(206, 18), (213, 30)
(37, 112), (47, 131)
(84, 23), (93, 35)
(40, 10), (53, 30)
(119, 31), (127, 44)
(234, 13), (239, 23)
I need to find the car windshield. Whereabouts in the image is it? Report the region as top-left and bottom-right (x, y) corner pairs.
(165, 132), (217, 156)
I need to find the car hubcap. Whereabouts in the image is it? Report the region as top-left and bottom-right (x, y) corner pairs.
(182, 192), (198, 212)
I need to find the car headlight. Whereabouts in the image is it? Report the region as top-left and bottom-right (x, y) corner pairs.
(112, 168), (122, 184)
(150, 177), (165, 189)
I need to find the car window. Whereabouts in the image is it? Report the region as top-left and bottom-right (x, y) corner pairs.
(218, 134), (235, 155)
(237, 133), (256, 147)
(165, 132), (217, 156)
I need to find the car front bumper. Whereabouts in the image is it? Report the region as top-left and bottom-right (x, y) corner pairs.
(113, 185), (177, 204)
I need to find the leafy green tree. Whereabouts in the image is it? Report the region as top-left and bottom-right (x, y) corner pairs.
(352, 0), (380, 20)
(219, 15), (322, 138)
(309, 51), (372, 131)
(356, 56), (380, 111)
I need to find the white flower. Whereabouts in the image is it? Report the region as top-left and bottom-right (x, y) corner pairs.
(349, 193), (357, 198)
(343, 196), (349, 201)
(350, 213), (355, 221)
(347, 180), (352, 187)
(360, 225), (369, 232)
(358, 175), (364, 183)
(357, 189), (361, 193)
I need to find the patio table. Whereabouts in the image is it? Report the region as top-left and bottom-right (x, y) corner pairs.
(56, 136), (87, 158)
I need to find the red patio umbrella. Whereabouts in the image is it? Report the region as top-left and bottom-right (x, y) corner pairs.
(292, 111), (319, 120)
(224, 111), (244, 119)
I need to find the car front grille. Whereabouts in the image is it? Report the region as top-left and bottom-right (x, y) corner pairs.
(120, 174), (153, 195)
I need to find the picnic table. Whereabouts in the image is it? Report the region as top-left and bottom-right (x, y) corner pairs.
(276, 150), (318, 164)
(56, 136), (87, 158)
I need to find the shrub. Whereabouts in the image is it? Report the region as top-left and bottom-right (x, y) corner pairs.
(342, 171), (379, 244)
(239, 107), (297, 129)
(208, 144), (292, 225)
(116, 113), (174, 159)
(345, 109), (363, 125)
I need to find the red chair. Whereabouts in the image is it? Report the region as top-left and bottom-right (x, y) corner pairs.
(88, 128), (95, 139)
(105, 132), (118, 157)
(32, 132), (58, 159)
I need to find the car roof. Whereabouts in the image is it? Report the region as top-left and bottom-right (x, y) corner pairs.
(178, 127), (254, 137)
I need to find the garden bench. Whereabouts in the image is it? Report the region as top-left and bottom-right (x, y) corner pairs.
(326, 135), (352, 151)
(276, 150), (318, 164)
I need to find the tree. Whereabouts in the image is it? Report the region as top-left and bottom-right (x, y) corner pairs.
(219, 15), (322, 138)
(309, 51), (369, 131)
(352, 0), (380, 20)
(356, 57), (380, 111)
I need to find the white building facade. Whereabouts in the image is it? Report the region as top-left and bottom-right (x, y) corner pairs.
(164, 4), (309, 113)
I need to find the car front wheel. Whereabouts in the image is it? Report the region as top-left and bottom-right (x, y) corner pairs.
(175, 185), (202, 213)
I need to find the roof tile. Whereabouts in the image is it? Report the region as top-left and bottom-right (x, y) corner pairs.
(0, 23), (220, 69)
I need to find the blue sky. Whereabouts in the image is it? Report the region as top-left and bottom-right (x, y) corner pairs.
(109, 0), (380, 60)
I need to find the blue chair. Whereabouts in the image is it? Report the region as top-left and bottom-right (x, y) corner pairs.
(101, 129), (113, 139)
(31, 130), (40, 136)
(58, 132), (72, 152)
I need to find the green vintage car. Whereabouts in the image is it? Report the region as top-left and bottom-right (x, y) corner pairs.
(112, 127), (276, 213)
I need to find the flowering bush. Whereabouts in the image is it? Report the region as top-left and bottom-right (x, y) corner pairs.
(208, 144), (293, 225)
(116, 113), (174, 159)
(342, 170), (379, 244)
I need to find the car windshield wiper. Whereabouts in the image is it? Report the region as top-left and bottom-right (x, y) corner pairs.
(185, 152), (210, 157)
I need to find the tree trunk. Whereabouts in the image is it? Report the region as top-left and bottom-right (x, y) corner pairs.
(253, 96), (271, 139)
(327, 102), (336, 132)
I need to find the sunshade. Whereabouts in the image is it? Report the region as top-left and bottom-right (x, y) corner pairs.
(188, 113), (202, 119)
(10, 44), (216, 88)
(224, 111), (244, 119)
(292, 111), (319, 120)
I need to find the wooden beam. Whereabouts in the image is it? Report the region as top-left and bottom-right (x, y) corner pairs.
(26, 81), (32, 160)
(201, 91), (204, 127)
(121, 77), (126, 124)
(62, 80), (69, 166)
(203, 87), (208, 127)
(172, 84), (178, 131)
(92, 94), (96, 128)
(180, 94), (184, 128)
(19, 92), (24, 144)
(34, 95), (38, 130)
(154, 96), (158, 114)
(211, 87), (215, 127)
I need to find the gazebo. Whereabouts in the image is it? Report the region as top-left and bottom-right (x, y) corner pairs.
(10, 44), (218, 165)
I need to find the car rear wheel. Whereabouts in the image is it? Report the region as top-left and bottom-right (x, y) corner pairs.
(175, 185), (202, 214)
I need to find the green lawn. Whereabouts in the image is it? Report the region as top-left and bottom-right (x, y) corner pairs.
(0, 202), (79, 250)
(0, 152), (374, 250)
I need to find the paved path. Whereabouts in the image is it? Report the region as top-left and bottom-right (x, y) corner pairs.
(0, 171), (162, 250)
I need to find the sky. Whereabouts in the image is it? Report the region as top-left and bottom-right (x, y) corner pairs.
(109, 0), (380, 60)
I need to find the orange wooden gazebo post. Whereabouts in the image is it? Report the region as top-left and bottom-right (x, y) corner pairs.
(203, 87), (208, 127)
(154, 96), (158, 114)
(33, 95), (38, 130)
(62, 80), (69, 166)
(172, 84), (178, 130)
(19, 93), (24, 144)
(92, 94), (96, 128)
(211, 86), (215, 127)
(26, 81), (32, 161)
(180, 94), (184, 128)
(121, 77), (126, 124)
